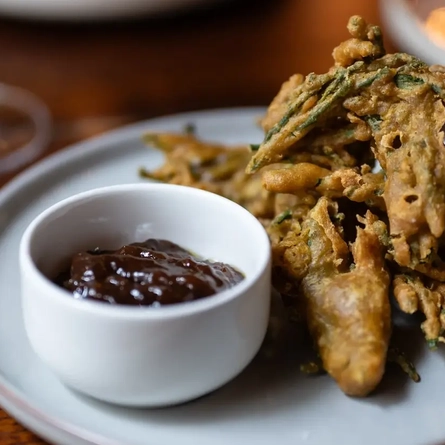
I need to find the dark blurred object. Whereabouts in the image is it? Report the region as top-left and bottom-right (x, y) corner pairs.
(0, 0), (394, 125)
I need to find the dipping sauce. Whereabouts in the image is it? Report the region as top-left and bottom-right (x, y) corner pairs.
(54, 239), (244, 306)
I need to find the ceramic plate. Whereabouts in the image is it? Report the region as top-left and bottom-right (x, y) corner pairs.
(0, 0), (228, 21)
(0, 107), (443, 445)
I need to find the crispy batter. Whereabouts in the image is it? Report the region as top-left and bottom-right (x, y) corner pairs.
(261, 74), (305, 133)
(267, 191), (320, 299)
(245, 13), (445, 305)
(393, 273), (444, 345)
(140, 132), (276, 219)
(246, 65), (357, 173)
(246, 16), (385, 174)
(343, 73), (445, 269)
(286, 143), (365, 170)
(270, 219), (311, 290)
(245, 14), (445, 274)
(262, 163), (331, 194)
(317, 167), (385, 210)
(393, 275), (419, 315)
(302, 201), (391, 396)
(332, 15), (385, 67)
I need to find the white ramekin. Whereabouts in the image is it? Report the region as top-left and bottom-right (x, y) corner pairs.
(19, 183), (271, 407)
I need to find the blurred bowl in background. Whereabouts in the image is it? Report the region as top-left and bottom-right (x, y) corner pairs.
(0, 84), (52, 176)
(380, 0), (445, 65)
(0, 0), (230, 21)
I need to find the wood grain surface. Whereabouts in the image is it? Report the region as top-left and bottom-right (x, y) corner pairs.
(0, 0), (394, 442)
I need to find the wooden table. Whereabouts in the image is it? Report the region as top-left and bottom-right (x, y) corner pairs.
(0, 0), (395, 442)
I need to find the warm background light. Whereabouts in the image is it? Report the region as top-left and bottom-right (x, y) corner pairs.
(425, 7), (445, 48)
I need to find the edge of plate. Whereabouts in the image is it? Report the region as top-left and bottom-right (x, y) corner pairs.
(0, 0), (230, 21)
(0, 106), (266, 205)
(0, 106), (266, 445)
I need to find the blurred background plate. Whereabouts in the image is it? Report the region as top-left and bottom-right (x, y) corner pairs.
(380, 0), (445, 65)
(0, 0), (230, 21)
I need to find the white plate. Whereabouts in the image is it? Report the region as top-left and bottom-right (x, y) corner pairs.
(0, 0), (227, 21)
(0, 107), (443, 445)
(379, 0), (445, 66)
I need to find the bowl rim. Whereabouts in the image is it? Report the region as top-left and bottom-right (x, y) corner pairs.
(19, 182), (271, 320)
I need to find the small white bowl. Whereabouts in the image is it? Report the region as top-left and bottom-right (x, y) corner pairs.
(19, 183), (271, 407)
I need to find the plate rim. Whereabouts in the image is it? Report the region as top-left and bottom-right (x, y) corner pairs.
(0, 106), (266, 445)
(0, 0), (228, 21)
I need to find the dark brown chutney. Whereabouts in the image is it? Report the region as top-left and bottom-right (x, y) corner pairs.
(54, 239), (244, 306)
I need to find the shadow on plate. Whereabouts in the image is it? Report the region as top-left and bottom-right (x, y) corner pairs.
(72, 289), (329, 422)
(69, 283), (445, 424)
(365, 324), (426, 407)
(73, 304), (432, 425)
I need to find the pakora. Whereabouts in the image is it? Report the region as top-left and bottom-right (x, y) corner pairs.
(139, 132), (276, 220)
(139, 15), (445, 397)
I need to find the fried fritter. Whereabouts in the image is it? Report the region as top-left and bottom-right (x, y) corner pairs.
(393, 273), (445, 347)
(302, 201), (391, 396)
(343, 69), (445, 270)
(262, 163), (385, 210)
(245, 16), (385, 174)
(140, 132), (276, 219)
(246, 65), (356, 173)
(246, 13), (445, 290)
(332, 15), (385, 67)
(245, 14), (445, 276)
(138, 14), (445, 397)
(262, 163), (331, 194)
